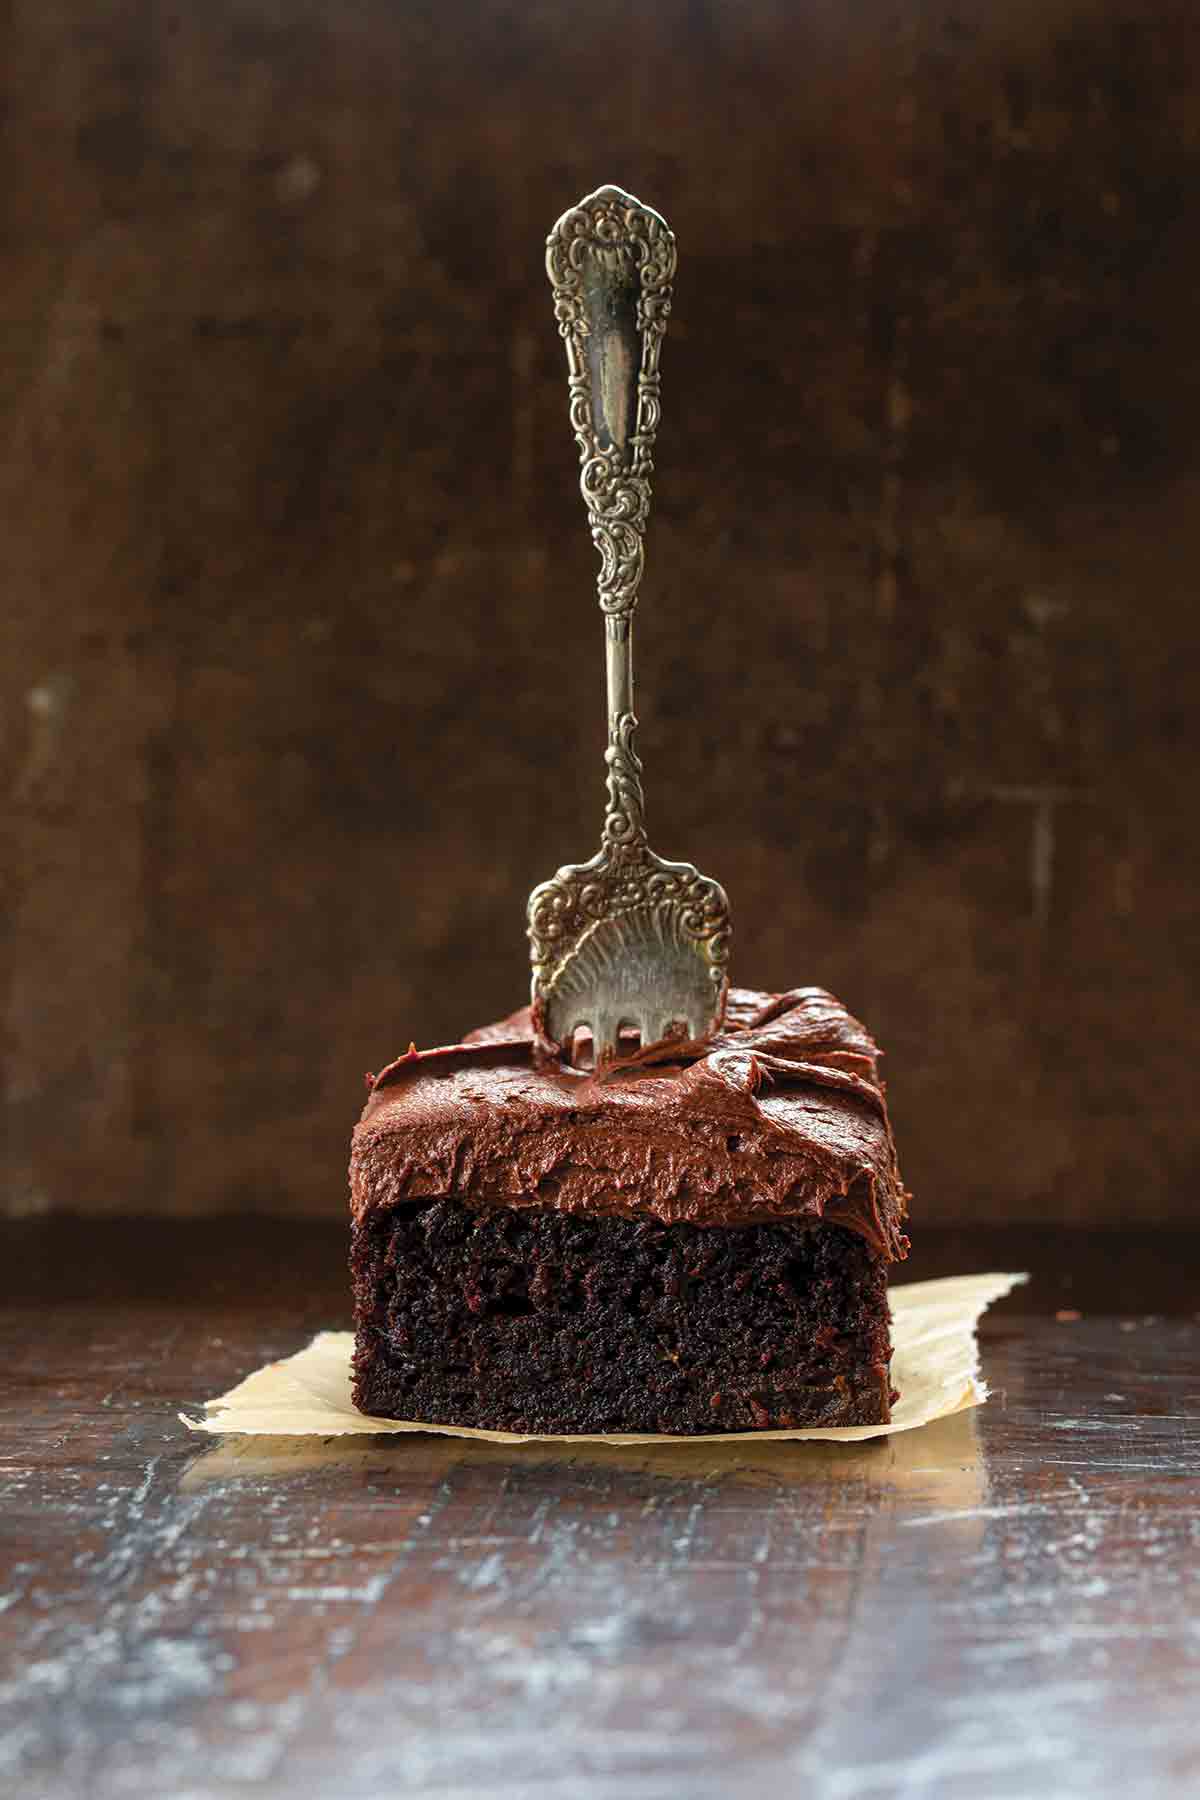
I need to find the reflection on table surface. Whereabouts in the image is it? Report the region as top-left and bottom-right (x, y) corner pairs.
(182, 1404), (985, 1512)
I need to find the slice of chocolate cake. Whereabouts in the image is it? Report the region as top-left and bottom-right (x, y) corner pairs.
(350, 987), (909, 1434)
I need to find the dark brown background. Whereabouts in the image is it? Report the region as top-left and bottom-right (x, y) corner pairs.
(3, 0), (1197, 1225)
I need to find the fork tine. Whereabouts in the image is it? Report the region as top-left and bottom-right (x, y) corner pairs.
(592, 1009), (621, 1065)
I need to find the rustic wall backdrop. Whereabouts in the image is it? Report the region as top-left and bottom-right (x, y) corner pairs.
(4, 0), (1197, 1223)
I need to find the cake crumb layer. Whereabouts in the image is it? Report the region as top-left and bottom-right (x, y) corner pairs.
(352, 1201), (894, 1432)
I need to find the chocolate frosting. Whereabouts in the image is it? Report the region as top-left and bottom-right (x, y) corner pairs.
(351, 987), (910, 1260)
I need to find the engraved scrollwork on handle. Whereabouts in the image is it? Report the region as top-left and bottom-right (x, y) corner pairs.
(545, 186), (675, 628)
(602, 711), (646, 851)
(542, 186), (674, 864)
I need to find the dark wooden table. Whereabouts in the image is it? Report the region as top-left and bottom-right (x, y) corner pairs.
(3, 1219), (1198, 1800)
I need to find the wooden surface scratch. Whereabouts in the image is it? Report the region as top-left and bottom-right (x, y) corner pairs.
(2, 1220), (1198, 1798)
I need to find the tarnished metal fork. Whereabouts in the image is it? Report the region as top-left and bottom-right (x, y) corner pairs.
(526, 185), (731, 1067)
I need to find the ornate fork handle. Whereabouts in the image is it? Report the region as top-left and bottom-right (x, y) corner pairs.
(545, 185), (676, 855)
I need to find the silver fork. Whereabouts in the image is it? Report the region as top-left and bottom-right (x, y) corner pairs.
(527, 185), (731, 1067)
